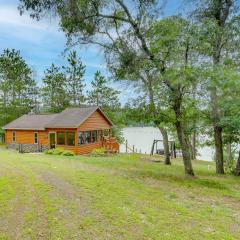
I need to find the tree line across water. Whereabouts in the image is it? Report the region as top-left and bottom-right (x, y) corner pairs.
(2, 0), (240, 176)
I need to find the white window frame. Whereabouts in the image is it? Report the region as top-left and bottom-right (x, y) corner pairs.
(12, 131), (16, 142)
(34, 132), (38, 144)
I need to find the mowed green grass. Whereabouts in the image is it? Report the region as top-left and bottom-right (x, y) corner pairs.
(0, 147), (240, 240)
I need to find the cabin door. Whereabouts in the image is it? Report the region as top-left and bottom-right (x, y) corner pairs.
(49, 132), (56, 149)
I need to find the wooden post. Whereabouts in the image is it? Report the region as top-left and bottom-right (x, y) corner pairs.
(126, 140), (128, 153)
(133, 145), (135, 153)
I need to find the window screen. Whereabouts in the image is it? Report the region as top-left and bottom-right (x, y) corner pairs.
(85, 131), (91, 144)
(57, 132), (65, 145)
(92, 130), (97, 143)
(78, 132), (85, 145)
(97, 130), (102, 141)
(66, 132), (75, 146)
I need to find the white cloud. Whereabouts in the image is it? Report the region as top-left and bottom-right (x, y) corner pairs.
(0, 6), (44, 29)
(0, 5), (59, 31)
(0, 4), (64, 45)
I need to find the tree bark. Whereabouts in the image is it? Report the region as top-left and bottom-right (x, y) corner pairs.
(158, 126), (171, 165)
(173, 95), (194, 176)
(209, 0), (232, 174)
(214, 125), (224, 174)
(186, 136), (194, 160)
(236, 150), (240, 176)
(175, 119), (194, 176)
(192, 131), (197, 160)
(226, 143), (232, 162)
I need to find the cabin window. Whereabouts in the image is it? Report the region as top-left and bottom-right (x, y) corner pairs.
(34, 132), (38, 144)
(57, 132), (65, 145)
(104, 129), (109, 136)
(78, 132), (85, 145)
(85, 131), (91, 144)
(92, 130), (97, 143)
(97, 130), (103, 141)
(66, 132), (75, 146)
(12, 131), (16, 142)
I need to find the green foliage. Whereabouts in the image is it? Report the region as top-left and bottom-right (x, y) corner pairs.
(87, 70), (123, 142)
(91, 148), (106, 156)
(44, 148), (74, 156)
(87, 71), (120, 109)
(44, 149), (54, 155)
(53, 148), (65, 155)
(64, 50), (86, 106)
(0, 49), (39, 128)
(225, 159), (236, 175)
(111, 125), (124, 144)
(41, 64), (69, 113)
(62, 150), (74, 156)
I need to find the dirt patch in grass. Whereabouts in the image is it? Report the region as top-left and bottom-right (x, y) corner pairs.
(33, 167), (92, 215)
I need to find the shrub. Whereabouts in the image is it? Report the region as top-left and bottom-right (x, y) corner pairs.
(225, 159), (236, 175)
(91, 148), (106, 157)
(62, 150), (74, 156)
(43, 149), (49, 154)
(44, 148), (74, 156)
(52, 148), (64, 155)
(45, 149), (54, 154)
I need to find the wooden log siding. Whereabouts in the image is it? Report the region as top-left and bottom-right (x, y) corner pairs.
(5, 130), (48, 145)
(78, 110), (111, 131)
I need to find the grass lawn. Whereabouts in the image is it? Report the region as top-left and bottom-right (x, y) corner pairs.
(0, 147), (240, 239)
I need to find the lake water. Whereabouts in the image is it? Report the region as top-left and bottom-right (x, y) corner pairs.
(120, 127), (214, 161)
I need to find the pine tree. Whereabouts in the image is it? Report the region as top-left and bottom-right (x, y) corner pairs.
(0, 49), (39, 127)
(87, 71), (120, 110)
(41, 64), (69, 113)
(64, 51), (86, 106)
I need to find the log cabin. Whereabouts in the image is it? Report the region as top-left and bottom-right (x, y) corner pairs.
(3, 106), (119, 154)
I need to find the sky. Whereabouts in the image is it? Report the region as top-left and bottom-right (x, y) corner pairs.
(0, 0), (183, 104)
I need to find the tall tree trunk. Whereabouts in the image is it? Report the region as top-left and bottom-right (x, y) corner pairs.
(158, 126), (171, 165)
(145, 74), (171, 165)
(175, 119), (194, 176)
(173, 95), (194, 176)
(186, 136), (194, 160)
(236, 150), (240, 176)
(211, 85), (224, 174)
(214, 125), (224, 174)
(226, 143), (232, 162)
(209, 0), (232, 174)
(192, 131), (197, 160)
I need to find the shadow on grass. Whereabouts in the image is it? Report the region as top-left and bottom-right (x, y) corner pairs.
(125, 167), (229, 191)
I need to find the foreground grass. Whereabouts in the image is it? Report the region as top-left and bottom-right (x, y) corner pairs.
(0, 147), (240, 239)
